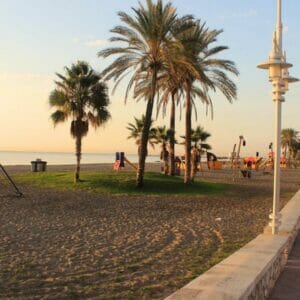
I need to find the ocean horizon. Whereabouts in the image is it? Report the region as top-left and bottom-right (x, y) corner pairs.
(0, 151), (160, 166)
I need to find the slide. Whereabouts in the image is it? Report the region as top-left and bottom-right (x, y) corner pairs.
(124, 157), (138, 171)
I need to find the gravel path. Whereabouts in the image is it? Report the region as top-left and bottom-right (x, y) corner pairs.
(0, 166), (299, 299)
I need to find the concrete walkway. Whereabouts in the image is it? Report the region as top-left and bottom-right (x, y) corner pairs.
(269, 231), (300, 300)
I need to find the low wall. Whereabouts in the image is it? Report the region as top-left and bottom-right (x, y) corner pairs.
(165, 190), (300, 300)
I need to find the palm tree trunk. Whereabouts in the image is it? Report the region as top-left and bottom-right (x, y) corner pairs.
(284, 145), (287, 159)
(75, 135), (82, 183)
(190, 147), (197, 181)
(288, 144), (292, 168)
(162, 144), (168, 175)
(184, 84), (192, 184)
(169, 92), (176, 176)
(136, 67), (157, 188)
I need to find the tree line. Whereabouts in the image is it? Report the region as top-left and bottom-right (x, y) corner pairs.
(49, 0), (238, 187)
(127, 116), (211, 177)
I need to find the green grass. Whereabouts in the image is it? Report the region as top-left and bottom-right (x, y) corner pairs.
(16, 171), (227, 196)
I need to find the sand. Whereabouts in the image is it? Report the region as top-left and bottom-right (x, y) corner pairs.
(0, 164), (299, 299)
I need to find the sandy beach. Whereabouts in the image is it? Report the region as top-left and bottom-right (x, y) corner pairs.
(1, 164), (300, 299)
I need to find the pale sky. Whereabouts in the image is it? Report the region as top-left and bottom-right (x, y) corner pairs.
(0, 0), (299, 156)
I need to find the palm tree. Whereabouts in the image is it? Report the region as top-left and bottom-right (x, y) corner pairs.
(155, 62), (184, 177)
(126, 115), (156, 156)
(181, 126), (211, 179)
(181, 126), (211, 149)
(191, 126), (211, 150)
(98, 0), (187, 187)
(281, 128), (299, 167)
(153, 126), (172, 175)
(132, 15), (195, 177)
(49, 61), (111, 182)
(133, 65), (183, 176)
(175, 20), (238, 184)
(293, 142), (300, 167)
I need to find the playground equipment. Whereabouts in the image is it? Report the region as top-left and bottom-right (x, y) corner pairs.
(206, 152), (223, 170)
(230, 135), (252, 181)
(230, 144), (236, 169)
(160, 149), (169, 174)
(242, 156), (264, 171)
(0, 164), (23, 197)
(231, 135), (246, 170)
(280, 156), (287, 168)
(113, 152), (137, 171)
(174, 156), (181, 175)
(124, 157), (137, 170)
(180, 154), (202, 172)
(254, 143), (276, 173)
(240, 143), (288, 174)
(180, 151), (222, 172)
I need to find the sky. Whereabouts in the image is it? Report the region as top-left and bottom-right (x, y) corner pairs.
(0, 0), (299, 157)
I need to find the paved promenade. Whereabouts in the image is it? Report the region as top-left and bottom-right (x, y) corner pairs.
(269, 231), (300, 300)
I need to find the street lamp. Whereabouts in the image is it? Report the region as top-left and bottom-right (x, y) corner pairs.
(257, 0), (299, 235)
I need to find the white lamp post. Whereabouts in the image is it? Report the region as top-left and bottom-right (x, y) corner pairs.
(258, 0), (299, 235)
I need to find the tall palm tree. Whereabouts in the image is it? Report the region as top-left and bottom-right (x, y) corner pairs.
(175, 20), (238, 184)
(98, 0), (188, 187)
(49, 61), (111, 182)
(133, 66), (182, 176)
(132, 15), (195, 177)
(126, 115), (156, 156)
(281, 128), (299, 167)
(156, 62), (184, 176)
(153, 126), (172, 175)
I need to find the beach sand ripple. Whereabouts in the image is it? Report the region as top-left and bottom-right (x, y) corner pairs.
(0, 166), (299, 299)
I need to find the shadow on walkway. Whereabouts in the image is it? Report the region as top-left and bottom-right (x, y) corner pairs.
(269, 231), (300, 300)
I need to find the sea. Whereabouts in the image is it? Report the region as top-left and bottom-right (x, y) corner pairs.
(0, 151), (160, 166)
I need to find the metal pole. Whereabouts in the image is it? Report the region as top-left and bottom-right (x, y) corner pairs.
(258, 0), (298, 234)
(276, 0), (282, 51)
(0, 164), (23, 197)
(231, 144), (236, 169)
(271, 0), (282, 234)
(235, 136), (243, 167)
(272, 93), (282, 234)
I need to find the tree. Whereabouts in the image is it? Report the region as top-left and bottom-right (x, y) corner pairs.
(155, 59), (184, 177)
(153, 126), (172, 175)
(99, 0), (183, 187)
(175, 20), (238, 184)
(126, 115), (156, 156)
(181, 126), (211, 179)
(132, 16), (196, 177)
(281, 128), (299, 167)
(49, 61), (110, 182)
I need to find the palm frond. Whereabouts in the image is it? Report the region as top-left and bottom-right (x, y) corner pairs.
(50, 110), (68, 125)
